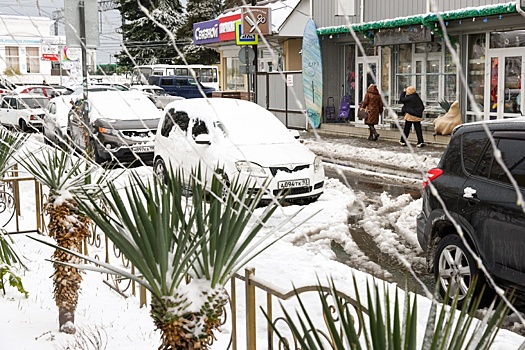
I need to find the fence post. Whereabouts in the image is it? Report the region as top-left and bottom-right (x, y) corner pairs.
(246, 267), (256, 350)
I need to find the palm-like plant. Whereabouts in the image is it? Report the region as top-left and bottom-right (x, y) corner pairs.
(0, 127), (28, 177)
(18, 148), (111, 334)
(32, 168), (308, 349)
(269, 275), (516, 350)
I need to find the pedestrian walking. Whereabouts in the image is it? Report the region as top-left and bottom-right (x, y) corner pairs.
(360, 84), (383, 141)
(399, 85), (425, 147)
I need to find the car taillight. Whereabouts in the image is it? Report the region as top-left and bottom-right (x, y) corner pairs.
(423, 168), (443, 188)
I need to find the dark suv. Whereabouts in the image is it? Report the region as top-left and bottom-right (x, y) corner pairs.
(417, 119), (525, 306)
(147, 75), (215, 98)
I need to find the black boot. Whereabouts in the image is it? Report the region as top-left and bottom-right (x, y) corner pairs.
(371, 126), (380, 141)
(367, 128), (374, 141)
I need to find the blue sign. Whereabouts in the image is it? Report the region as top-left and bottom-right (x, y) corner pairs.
(193, 19), (220, 44)
(235, 21), (258, 46)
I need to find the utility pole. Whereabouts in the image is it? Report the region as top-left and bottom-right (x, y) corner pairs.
(251, 0), (257, 103)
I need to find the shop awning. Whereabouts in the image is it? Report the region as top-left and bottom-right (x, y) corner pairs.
(317, 2), (518, 36)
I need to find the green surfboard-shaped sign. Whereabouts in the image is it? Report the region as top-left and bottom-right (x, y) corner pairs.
(302, 18), (322, 129)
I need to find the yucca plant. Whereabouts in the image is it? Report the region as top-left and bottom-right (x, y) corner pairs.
(0, 229), (28, 297)
(268, 275), (517, 350)
(0, 127), (28, 297)
(0, 127), (28, 177)
(438, 98), (453, 113)
(17, 148), (112, 334)
(32, 168), (310, 349)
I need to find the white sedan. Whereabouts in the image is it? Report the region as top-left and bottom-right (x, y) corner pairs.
(129, 85), (184, 109)
(153, 98), (325, 204)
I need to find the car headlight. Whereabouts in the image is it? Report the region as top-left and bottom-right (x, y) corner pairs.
(235, 161), (268, 178)
(314, 156), (323, 172)
(98, 126), (119, 135)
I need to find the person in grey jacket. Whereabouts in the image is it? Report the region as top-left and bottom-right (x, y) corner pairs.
(399, 85), (426, 147)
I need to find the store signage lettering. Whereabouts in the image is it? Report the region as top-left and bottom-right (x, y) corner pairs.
(193, 19), (220, 44)
(219, 14), (241, 41)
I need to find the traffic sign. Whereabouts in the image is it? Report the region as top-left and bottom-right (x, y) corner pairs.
(240, 65), (256, 74)
(238, 46), (255, 64)
(235, 21), (258, 46)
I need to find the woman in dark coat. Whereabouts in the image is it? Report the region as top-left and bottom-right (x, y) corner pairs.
(399, 85), (426, 147)
(361, 84), (383, 141)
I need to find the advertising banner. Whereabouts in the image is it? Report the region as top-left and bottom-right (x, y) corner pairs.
(219, 14), (241, 41)
(193, 19), (220, 45)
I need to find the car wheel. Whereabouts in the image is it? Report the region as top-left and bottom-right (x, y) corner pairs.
(434, 234), (491, 307)
(154, 158), (167, 184)
(19, 119), (28, 132)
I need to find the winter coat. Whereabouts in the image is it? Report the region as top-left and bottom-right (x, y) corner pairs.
(400, 87), (425, 121)
(361, 85), (383, 125)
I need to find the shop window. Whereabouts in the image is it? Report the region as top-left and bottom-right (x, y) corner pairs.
(344, 45), (356, 105)
(467, 34), (486, 119)
(357, 42), (377, 57)
(395, 44), (412, 100)
(5, 47), (19, 73)
(381, 47), (391, 103)
(444, 37), (459, 103)
(490, 30), (525, 48)
(26, 47), (40, 74)
(225, 57), (244, 91)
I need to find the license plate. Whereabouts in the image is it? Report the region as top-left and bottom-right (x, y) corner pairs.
(277, 179), (310, 189)
(132, 146), (154, 153)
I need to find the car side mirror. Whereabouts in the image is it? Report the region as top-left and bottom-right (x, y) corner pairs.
(195, 133), (211, 145)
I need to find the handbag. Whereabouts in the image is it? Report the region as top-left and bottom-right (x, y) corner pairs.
(357, 108), (368, 120)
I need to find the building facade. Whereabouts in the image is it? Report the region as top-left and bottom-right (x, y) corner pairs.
(196, 0), (525, 129)
(318, 0), (525, 125)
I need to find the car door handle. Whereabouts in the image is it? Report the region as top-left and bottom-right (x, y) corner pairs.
(466, 197), (480, 206)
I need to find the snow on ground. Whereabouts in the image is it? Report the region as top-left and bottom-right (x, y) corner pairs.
(1, 134), (524, 349)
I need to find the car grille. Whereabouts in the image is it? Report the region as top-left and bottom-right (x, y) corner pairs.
(121, 129), (157, 138)
(270, 164), (310, 176)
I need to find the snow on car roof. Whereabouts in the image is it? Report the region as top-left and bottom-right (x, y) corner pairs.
(165, 98), (296, 144)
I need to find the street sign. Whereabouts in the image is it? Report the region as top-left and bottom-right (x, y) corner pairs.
(64, 0), (99, 48)
(240, 65), (256, 74)
(238, 46), (255, 64)
(235, 21), (258, 46)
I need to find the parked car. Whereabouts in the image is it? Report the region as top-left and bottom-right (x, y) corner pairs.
(0, 93), (48, 131)
(49, 84), (74, 95)
(417, 118), (525, 306)
(43, 95), (75, 146)
(153, 98), (325, 204)
(147, 75), (215, 99)
(92, 82), (130, 91)
(129, 85), (185, 109)
(13, 85), (63, 98)
(67, 90), (162, 165)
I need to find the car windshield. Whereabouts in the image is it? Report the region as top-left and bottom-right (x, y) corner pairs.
(19, 97), (48, 109)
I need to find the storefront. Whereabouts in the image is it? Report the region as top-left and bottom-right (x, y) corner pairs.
(318, 2), (525, 125)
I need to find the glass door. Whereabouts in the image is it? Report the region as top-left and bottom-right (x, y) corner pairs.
(356, 57), (379, 124)
(414, 53), (442, 104)
(489, 51), (524, 119)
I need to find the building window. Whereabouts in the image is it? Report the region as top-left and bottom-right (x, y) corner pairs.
(26, 47), (40, 74)
(225, 57), (244, 91)
(490, 29), (525, 48)
(444, 37), (459, 103)
(5, 47), (19, 74)
(344, 45), (356, 104)
(467, 34), (486, 121)
(381, 46), (391, 104)
(395, 44), (412, 100)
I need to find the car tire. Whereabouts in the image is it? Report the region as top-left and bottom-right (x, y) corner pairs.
(434, 234), (492, 307)
(19, 119), (28, 132)
(153, 158), (167, 184)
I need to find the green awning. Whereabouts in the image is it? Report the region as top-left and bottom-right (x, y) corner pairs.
(317, 2), (518, 36)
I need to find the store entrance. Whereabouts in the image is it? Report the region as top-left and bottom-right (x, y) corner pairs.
(488, 50), (524, 119)
(356, 57), (379, 124)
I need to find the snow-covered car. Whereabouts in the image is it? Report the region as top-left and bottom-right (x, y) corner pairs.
(43, 95), (74, 146)
(129, 85), (185, 109)
(13, 85), (63, 98)
(153, 98), (325, 204)
(0, 93), (48, 131)
(68, 90), (162, 165)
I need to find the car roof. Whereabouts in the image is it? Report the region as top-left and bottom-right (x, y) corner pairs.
(165, 98), (269, 122)
(452, 117), (525, 136)
(3, 93), (48, 99)
(130, 85), (164, 90)
(13, 85), (53, 90)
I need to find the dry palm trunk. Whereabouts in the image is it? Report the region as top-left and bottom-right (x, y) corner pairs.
(152, 288), (228, 349)
(46, 197), (91, 334)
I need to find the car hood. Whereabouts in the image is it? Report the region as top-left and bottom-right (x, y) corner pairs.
(224, 142), (315, 166)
